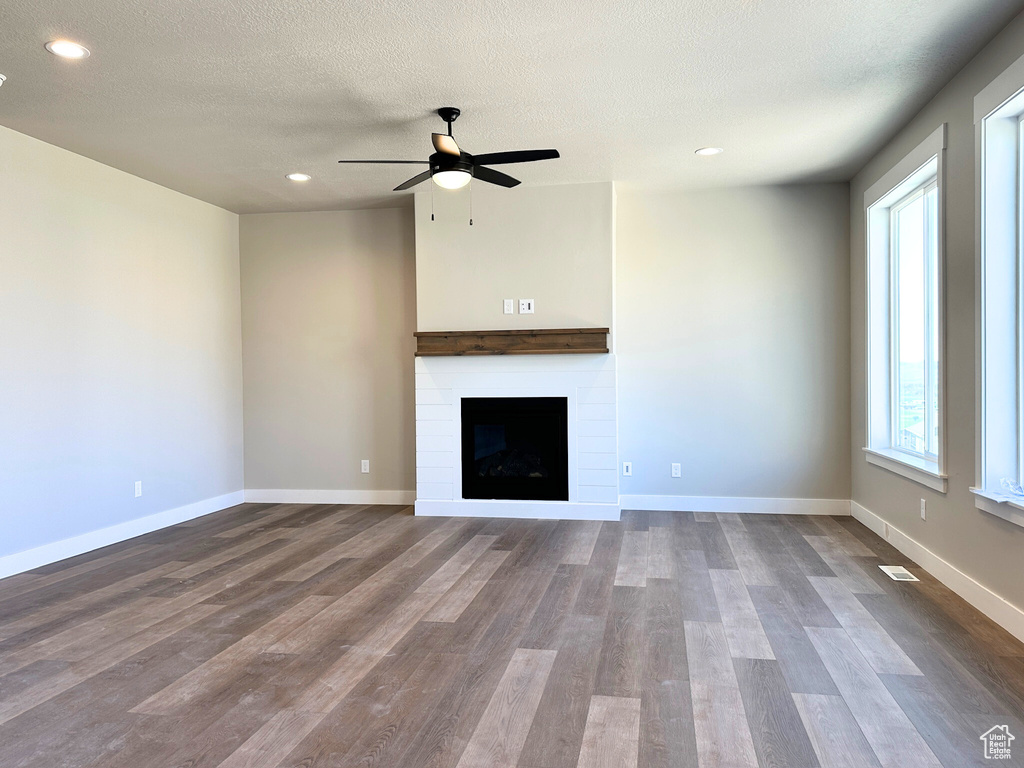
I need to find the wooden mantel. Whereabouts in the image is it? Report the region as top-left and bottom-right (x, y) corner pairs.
(414, 327), (610, 356)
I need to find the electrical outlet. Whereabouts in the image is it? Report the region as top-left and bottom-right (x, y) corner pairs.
(135, 481), (142, 498)
(671, 463), (681, 478)
(622, 461), (632, 477)
(920, 498), (926, 520)
(519, 298), (535, 314)
(361, 459), (370, 474)
(503, 299), (514, 314)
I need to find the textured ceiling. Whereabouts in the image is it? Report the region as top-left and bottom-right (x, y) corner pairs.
(1, 0), (1022, 213)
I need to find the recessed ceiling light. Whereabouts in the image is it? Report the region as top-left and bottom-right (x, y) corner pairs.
(286, 173), (312, 182)
(45, 40), (90, 59)
(695, 147), (724, 156)
(0, 74), (6, 87)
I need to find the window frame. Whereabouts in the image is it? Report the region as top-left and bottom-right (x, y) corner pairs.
(863, 124), (948, 493)
(973, 55), (1024, 528)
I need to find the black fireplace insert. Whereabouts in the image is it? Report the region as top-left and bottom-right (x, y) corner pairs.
(460, 397), (569, 501)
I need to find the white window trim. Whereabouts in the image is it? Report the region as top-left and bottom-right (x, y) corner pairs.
(865, 448), (948, 492)
(971, 488), (1024, 528)
(974, 51), (1024, 123)
(975, 51), (1024, 527)
(863, 124), (948, 493)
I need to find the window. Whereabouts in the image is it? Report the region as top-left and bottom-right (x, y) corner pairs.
(891, 181), (940, 459)
(864, 125), (947, 492)
(1019, 113), (1024, 489)
(975, 53), (1024, 527)
(1019, 113), (1024, 488)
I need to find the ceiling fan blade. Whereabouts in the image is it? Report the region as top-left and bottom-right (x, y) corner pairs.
(394, 170), (433, 191)
(338, 160), (428, 164)
(432, 133), (461, 156)
(473, 166), (520, 188)
(470, 149), (559, 166)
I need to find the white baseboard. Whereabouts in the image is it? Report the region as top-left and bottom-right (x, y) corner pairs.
(244, 489), (416, 505)
(415, 499), (621, 521)
(0, 491), (245, 580)
(619, 495), (851, 516)
(851, 501), (1024, 645)
(0, 489), (414, 581)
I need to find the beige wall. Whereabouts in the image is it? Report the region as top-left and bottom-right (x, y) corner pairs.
(414, 181), (614, 332)
(850, 13), (1024, 608)
(0, 124), (243, 558)
(240, 208), (416, 492)
(617, 184), (851, 500)
(241, 181), (853, 506)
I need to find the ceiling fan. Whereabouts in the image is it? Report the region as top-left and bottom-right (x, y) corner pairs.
(338, 107), (560, 192)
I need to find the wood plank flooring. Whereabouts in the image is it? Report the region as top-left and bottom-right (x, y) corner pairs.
(1, 505), (1023, 767)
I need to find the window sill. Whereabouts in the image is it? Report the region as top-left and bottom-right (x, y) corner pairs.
(862, 447), (948, 493)
(971, 488), (1024, 529)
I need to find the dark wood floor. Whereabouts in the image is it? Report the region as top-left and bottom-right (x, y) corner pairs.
(1, 505), (1023, 768)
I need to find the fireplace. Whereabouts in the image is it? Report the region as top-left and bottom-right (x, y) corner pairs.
(414, 354), (619, 520)
(461, 397), (569, 501)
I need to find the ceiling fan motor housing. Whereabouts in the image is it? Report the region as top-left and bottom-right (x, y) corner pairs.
(430, 152), (474, 178)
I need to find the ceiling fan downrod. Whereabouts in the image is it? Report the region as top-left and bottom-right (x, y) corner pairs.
(437, 107), (460, 138)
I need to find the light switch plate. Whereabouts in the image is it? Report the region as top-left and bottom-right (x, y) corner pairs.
(135, 481), (142, 498)
(519, 299), (535, 314)
(622, 461), (632, 477)
(503, 299), (514, 314)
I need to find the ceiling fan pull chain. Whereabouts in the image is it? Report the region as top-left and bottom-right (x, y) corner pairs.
(431, 182), (435, 221)
(469, 180), (473, 226)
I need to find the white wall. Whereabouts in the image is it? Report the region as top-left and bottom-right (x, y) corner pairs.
(414, 182), (614, 332)
(617, 184), (851, 504)
(240, 209), (417, 495)
(850, 12), (1024, 611)
(0, 124), (243, 562)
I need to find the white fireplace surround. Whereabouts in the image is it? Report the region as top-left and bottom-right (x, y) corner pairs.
(413, 353), (620, 520)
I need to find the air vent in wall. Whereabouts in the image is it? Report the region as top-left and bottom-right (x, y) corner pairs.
(879, 565), (919, 582)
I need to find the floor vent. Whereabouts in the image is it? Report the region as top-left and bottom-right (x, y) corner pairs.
(879, 565), (919, 582)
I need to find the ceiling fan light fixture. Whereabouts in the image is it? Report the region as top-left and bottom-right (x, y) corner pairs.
(338, 107), (558, 193)
(45, 40), (90, 59)
(432, 169), (471, 190)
